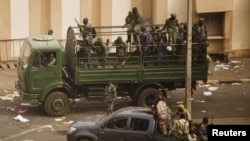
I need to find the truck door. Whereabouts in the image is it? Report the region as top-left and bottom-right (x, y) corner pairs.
(28, 51), (60, 93)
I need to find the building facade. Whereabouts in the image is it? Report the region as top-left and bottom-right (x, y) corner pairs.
(0, 0), (249, 62)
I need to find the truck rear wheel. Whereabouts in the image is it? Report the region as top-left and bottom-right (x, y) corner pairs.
(44, 91), (70, 117)
(137, 88), (161, 107)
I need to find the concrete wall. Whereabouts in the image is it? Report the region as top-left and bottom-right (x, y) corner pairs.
(0, 0), (249, 62)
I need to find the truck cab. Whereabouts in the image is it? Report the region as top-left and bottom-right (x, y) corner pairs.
(15, 35), (69, 116)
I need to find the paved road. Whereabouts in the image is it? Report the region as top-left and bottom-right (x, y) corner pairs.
(0, 58), (250, 140)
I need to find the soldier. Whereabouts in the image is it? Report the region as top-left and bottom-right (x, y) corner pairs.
(156, 95), (167, 135)
(192, 17), (208, 63)
(93, 37), (109, 68)
(199, 117), (208, 141)
(48, 29), (53, 35)
(161, 13), (180, 45)
(176, 22), (187, 65)
(47, 53), (56, 66)
(104, 78), (117, 115)
(140, 26), (151, 66)
(124, 11), (133, 43)
(76, 17), (96, 45)
(112, 36), (127, 67)
(153, 26), (166, 66)
(169, 113), (189, 141)
(173, 104), (191, 121)
(165, 101), (174, 134)
(125, 7), (144, 45)
(77, 39), (93, 68)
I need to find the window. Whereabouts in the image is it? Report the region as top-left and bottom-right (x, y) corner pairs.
(44, 52), (57, 66)
(129, 118), (149, 131)
(104, 117), (128, 130)
(199, 12), (224, 36)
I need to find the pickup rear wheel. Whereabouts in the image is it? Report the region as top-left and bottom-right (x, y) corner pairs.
(44, 91), (70, 117)
(137, 88), (161, 107)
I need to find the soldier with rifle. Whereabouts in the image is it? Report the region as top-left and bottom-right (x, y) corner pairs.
(75, 17), (96, 45)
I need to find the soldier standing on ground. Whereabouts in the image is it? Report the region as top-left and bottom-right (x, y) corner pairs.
(93, 37), (109, 68)
(199, 117), (208, 141)
(173, 104), (191, 121)
(165, 101), (174, 134)
(169, 113), (189, 141)
(161, 13), (180, 45)
(104, 79), (117, 115)
(156, 95), (168, 135)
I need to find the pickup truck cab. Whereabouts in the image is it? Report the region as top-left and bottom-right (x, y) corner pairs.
(67, 106), (180, 141)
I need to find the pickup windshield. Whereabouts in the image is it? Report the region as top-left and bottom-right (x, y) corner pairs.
(19, 41), (31, 68)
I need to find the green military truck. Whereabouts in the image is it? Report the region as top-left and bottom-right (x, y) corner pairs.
(15, 26), (208, 116)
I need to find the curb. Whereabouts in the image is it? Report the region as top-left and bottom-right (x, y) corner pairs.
(207, 78), (250, 84)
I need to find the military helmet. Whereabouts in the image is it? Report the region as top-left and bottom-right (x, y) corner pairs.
(128, 11), (132, 15)
(199, 17), (205, 21)
(83, 17), (88, 23)
(117, 36), (122, 40)
(170, 13), (176, 18)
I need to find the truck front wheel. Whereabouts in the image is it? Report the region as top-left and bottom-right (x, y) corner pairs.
(137, 88), (161, 107)
(44, 91), (70, 116)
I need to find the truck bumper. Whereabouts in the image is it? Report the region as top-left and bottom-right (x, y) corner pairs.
(15, 81), (31, 101)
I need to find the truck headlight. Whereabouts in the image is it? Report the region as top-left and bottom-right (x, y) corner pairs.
(68, 127), (77, 133)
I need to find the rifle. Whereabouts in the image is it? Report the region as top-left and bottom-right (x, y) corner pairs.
(211, 115), (214, 125)
(75, 18), (80, 26)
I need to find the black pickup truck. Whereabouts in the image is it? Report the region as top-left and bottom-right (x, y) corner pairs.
(67, 106), (179, 141)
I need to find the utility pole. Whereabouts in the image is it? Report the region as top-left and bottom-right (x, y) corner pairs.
(185, 0), (193, 118)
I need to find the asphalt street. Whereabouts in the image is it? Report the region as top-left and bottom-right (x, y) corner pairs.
(0, 57), (250, 140)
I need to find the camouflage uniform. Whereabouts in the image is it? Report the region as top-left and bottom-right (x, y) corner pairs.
(156, 99), (167, 135)
(199, 117), (208, 141)
(162, 13), (179, 45)
(112, 36), (127, 67)
(104, 80), (117, 115)
(166, 105), (174, 133)
(125, 11), (133, 43)
(192, 18), (208, 65)
(78, 17), (96, 45)
(170, 114), (189, 141)
(93, 38), (109, 68)
(128, 7), (144, 44)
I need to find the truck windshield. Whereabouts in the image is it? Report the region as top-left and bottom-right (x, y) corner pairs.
(19, 41), (31, 68)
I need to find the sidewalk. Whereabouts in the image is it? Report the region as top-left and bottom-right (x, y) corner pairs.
(192, 117), (250, 125)
(207, 57), (250, 84)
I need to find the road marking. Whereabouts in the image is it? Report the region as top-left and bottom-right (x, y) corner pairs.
(0, 125), (53, 141)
